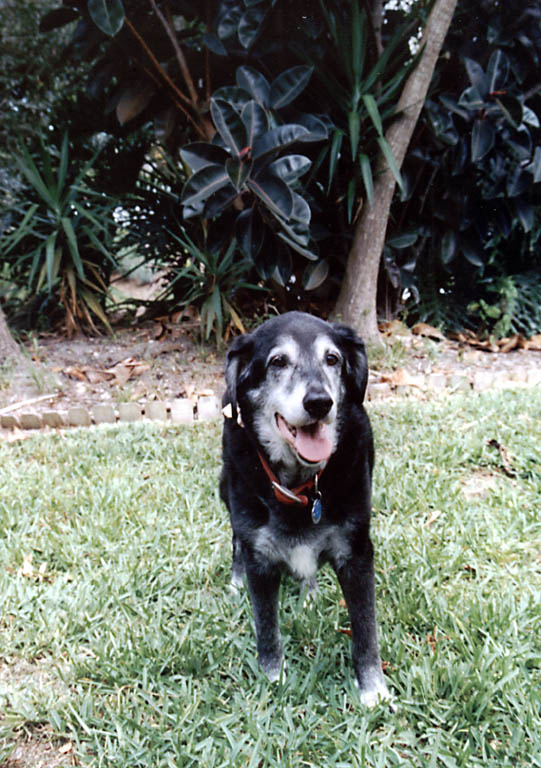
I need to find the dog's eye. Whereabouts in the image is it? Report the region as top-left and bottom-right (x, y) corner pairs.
(269, 354), (288, 368)
(326, 352), (340, 366)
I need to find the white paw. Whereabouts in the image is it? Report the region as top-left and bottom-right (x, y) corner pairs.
(228, 573), (244, 595)
(354, 676), (396, 711)
(263, 659), (286, 683)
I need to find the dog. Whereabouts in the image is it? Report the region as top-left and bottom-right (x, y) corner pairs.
(220, 311), (392, 708)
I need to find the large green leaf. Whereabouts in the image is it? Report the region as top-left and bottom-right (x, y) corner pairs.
(236, 67), (270, 107)
(180, 143), (229, 173)
(377, 137), (404, 191)
(247, 173), (294, 219)
(471, 119), (495, 162)
(210, 98), (247, 156)
(16, 149), (58, 212)
(440, 231), (457, 264)
(464, 57), (487, 95)
(494, 95), (522, 128)
(181, 165), (230, 210)
(270, 66), (313, 109)
(242, 101), (269, 146)
(268, 155), (311, 184)
(292, 113), (329, 142)
(327, 129), (343, 191)
(88, 0), (125, 36)
(238, 7), (266, 49)
(212, 86), (251, 112)
(61, 217), (84, 279)
(303, 259), (329, 290)
(363, 94), (383, 136)
(487, 50), (509, 93)
(45, 234), (58, 292)
(235, 208), (265, 260)
(226, 157), (252, 189)
(202, 184), (239, 219)
(359, 154), (374, 207)
(348, 111), (360, 160)
(217, 4), (242, 40)
(252, 125), (310, 160)
(276, 231), (318, 261)
(271, 193), (311, 247)
(506, 166), (530, 197)
(458, 86), (486, 111)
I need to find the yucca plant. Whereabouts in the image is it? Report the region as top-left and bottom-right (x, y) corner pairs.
(161, 225), (263, 346)
(2, 134), (119, 333)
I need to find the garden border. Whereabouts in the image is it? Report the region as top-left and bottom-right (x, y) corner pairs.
(1, 367), (540, 434)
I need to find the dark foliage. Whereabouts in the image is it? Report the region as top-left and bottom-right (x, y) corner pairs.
(387, 0), (541, 337)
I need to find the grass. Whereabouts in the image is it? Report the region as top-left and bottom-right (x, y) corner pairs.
(0, 389), (539, 767)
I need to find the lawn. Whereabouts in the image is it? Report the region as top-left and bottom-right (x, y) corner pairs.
(0, 389), (539, 767)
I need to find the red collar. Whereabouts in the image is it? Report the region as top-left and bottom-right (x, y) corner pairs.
(257, 451), (323, 507)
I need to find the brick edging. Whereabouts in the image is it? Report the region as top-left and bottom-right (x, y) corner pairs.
(1, 370), (540, 433)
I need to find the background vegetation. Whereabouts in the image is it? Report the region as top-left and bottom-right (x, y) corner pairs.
(1, 389), (539, 766)
(1, 0), (540, 343)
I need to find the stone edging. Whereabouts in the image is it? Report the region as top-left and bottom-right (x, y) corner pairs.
(1, 368), (540, 434)
(0, 396), (219, 432)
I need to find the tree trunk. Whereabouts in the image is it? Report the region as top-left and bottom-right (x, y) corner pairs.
(332, 0), (458, 344)
(0, 305), (23, 365)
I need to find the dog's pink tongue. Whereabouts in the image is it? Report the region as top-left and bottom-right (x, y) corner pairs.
(295, 422), (333, 463)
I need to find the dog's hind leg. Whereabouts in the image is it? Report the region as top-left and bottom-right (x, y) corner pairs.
(229, 533), (245, 593)
(244, 553), (283, 682)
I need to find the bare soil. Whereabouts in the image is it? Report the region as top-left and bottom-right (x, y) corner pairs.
(1, 316), (540, 432)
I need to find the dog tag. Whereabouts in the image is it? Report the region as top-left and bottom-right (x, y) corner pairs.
(311, 493), (323, 524)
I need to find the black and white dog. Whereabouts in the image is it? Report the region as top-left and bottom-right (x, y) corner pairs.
(220, 312), (392, 708)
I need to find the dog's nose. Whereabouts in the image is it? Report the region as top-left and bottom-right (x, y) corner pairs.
(303, 390), (333, 419)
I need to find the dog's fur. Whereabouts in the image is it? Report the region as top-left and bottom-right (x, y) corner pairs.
(220, 312), (391, 707)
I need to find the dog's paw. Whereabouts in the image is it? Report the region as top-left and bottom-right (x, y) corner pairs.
(261, 656), (286, 683)
(228, 572), (244, 596)
(354, 675), (396, 712)
(301, 577), (319, 607)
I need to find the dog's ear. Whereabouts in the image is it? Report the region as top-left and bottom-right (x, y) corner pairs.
(332, 323), (369, 405)
(224, 333), (254, 419)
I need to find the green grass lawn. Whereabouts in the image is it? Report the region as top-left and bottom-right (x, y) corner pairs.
(0, 389), (539, 767)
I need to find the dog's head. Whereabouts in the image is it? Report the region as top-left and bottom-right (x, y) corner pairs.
(225, 312), (368, 474)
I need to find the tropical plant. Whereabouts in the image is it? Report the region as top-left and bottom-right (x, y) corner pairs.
(179, 64), (328, 286)
(387, 0), (541, 337)
(1, 134), (119, 333)
(159, 223), (263, 345)
(36, 0), (422, 316)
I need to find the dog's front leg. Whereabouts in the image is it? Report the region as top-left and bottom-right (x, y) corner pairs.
(334, 551), (393, 709)
(244, 552), (283, 682)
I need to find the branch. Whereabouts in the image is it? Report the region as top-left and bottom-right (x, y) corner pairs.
(124, 16), (207, 139)
(149, 0), (200, 107)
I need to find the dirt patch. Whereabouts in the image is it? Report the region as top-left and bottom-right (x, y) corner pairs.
(0, 316), (540, 434)
(0, 319), (225, 420)
(0, 660), (73, 768)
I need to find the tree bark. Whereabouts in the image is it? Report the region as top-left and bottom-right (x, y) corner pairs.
(0, 305), (23, 366)
(332, 0), (458, 344)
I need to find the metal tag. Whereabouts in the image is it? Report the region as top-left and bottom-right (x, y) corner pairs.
(311, 494), (322, 524)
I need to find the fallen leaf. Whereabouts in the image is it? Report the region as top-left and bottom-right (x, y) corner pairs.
(412, 322), (445, 341)
(425, 509), (442, 526)
(19, 553), (33, 578)
(64, 366), (87, 382)
(487, 439), (515, 477)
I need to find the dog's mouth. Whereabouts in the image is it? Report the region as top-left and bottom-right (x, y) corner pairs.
(275, 413), (333, 464)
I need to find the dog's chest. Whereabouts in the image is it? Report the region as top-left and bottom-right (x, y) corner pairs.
(254, 524), (351, 580)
